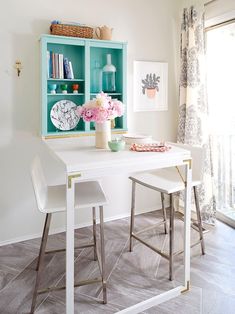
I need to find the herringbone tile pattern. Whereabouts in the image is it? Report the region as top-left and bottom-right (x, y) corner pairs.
(0, 210), (235, 314)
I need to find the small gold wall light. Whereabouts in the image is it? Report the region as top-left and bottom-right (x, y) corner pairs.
(15, 60), (23, 77)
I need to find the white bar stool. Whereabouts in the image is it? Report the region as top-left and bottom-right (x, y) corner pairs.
(30, 156), (107, 313)
(129, 144), (205, 280)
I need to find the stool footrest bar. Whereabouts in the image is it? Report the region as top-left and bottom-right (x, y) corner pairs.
(132, 233), (169, 260)
(45, 243), (94, 255)
(37, 278), (102, 295)
(173, 240), (203, 256)
(135, 221), (167, 236)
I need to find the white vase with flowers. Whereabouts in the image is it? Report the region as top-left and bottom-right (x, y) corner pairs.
(76, 92), (125, 149)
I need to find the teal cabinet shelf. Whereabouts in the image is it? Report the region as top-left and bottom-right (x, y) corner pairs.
(47, 78), (85, 82)
(47, 93), (84, 96)
(90, 92), (122, 96)
(40, 34), (127, 138)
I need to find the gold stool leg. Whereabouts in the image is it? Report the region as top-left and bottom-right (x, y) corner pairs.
(92, 207), (97, 261)
(31, 213), (52, 314)
(169, 194), (175, 281)
(193, 186), (205, 255)
(161, 192), (168, 234)
(99, 205), (107, 304)
(129, 180), (136, 252)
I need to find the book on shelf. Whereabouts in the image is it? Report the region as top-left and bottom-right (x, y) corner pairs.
(69, 61), (74, 79)
(55, 53), (59, 79)
(52, 52), (56, 78)
(47, 51), (54, 78)
(59, 54), (64, 79)
(47, 51), (50, 78)
(49, 51), (53, 78)
(64, 57), (72, 79)
(47, 51), (74, 80)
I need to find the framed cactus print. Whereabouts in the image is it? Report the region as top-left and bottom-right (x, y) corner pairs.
(133, 61), (168, 111)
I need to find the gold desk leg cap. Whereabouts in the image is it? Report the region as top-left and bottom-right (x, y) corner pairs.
(181, 281), (190, 294)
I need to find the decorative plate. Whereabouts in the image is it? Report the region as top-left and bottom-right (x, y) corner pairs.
(50, 100), (79, 131)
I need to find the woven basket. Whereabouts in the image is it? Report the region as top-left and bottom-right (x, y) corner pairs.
(50, 24), (93, 38)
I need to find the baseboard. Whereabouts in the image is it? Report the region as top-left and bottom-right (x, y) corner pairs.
(216, 211), (235, 229)
(0, 205), (165, 247)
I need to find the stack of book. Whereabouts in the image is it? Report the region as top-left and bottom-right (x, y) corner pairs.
(47, 51), (74, 79)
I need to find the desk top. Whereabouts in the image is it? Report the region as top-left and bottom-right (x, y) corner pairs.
(44, 137), (191, 177)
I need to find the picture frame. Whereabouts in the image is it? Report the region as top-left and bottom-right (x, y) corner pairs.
(133, 61), (168, 112)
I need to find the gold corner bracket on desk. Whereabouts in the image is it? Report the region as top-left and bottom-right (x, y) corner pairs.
(181, 281), (190, 294)
(68, 174), (81, 189)
(183, 159), (192, 169)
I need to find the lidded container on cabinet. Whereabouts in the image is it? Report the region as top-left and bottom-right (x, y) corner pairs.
(102, 54), (116, 92)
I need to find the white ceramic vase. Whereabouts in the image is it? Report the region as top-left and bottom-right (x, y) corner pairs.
(95, 120), (111, 149)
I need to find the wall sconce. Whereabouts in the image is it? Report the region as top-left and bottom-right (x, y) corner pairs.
(15, 60), (23, 77)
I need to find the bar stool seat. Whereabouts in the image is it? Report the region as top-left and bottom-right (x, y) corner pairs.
(42, 181), (107, 213)
(129, 143), (205, 281)
(131, 169), (186, 194)
(30, 156), (107, 313)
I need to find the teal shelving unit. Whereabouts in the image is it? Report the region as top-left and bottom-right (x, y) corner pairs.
(40, 34), (127, 138)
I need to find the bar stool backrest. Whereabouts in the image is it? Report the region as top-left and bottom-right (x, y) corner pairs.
(173, 143), (205, 183)
(31, 156), (48, 213)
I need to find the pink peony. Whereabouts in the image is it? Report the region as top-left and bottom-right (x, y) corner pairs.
(94, 107), (109, 123)
(76, 106), (83, 118)
(82, 108), (96, 122)
(78, 92), (125, 123)
(113, 100), (125, 117)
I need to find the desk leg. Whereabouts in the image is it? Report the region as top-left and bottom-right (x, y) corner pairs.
(183, 160), (192, 290)
(66, 174), (75, 314)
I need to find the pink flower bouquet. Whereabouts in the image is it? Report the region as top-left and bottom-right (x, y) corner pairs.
(76, 92), (125, 123)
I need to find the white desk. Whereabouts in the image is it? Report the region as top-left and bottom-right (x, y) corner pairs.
(45, 137), (192, 314)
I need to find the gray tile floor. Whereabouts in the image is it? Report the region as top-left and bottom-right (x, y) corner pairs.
(0, 210), (235, 314)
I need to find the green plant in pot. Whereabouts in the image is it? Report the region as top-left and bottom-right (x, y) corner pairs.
(142, 73), (160, 99)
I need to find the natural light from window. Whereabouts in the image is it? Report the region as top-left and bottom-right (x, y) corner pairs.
(206, 21), (235, 224)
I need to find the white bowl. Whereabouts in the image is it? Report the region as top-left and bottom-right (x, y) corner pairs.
(122, 133), (152, 145)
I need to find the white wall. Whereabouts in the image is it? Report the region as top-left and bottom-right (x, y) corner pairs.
(205, 0), (235, 20)
(0, 0), (182, 245)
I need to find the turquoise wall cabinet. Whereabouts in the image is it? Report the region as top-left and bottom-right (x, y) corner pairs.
(40, 34), (127, 138)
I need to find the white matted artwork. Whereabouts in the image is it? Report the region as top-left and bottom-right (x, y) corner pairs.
(133, 61), (168, 112)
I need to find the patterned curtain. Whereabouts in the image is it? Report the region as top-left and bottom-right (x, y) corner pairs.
(177, 6), (216, 224)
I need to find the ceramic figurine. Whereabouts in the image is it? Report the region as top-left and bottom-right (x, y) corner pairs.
(48, 84), (57, 94)
(60, 84), (68, 94)
(72, 84), (79, 94)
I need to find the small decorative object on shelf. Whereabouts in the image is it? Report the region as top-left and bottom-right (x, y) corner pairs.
(60, 84), (68, 94)
(95, 25), (113, 40)
(48, 83), (57, 94)
(102, 54), (116, 92)
(72, 84), (79, 94)
(76, 92), (125, 149)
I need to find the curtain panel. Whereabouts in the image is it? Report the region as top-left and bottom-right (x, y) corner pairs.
(178, 6), (216, 224)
